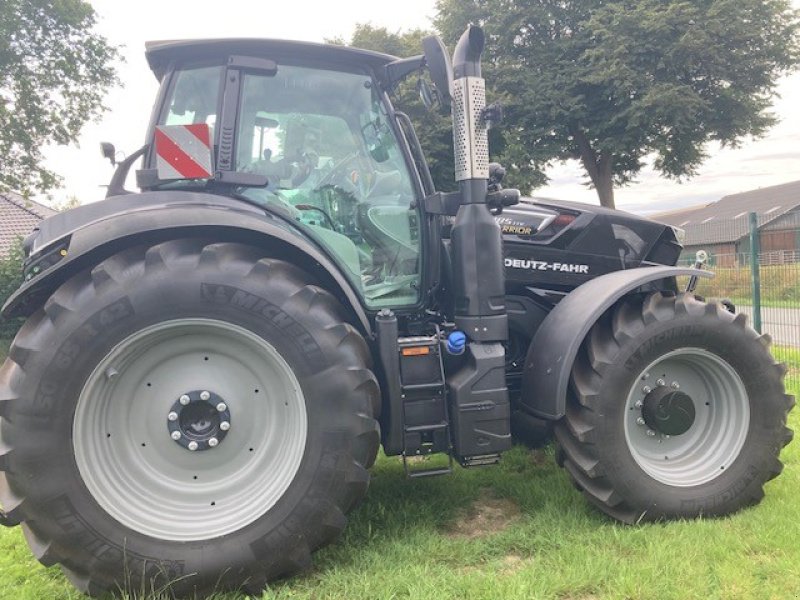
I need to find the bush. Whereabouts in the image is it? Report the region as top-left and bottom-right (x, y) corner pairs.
(0, 238), (25, 340)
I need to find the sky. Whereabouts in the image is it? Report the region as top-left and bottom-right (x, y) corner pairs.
(41, 0), (800, 215)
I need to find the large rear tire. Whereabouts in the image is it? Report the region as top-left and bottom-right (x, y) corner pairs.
(555, 292), (794, 523)
(0, 240), (380, 596)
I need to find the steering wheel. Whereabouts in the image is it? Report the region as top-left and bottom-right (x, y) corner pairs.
(246, 150), (318, 187)
(314, 152), (363, 194)
(287, 151), (318, 187)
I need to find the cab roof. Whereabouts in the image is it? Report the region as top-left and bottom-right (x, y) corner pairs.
(145, 38), (399, 82)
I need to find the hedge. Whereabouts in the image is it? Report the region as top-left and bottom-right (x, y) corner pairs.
(0, 238), (25, 340)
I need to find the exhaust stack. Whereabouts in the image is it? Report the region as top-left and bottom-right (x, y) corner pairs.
(449, 26), (507, 341)
(447, 26), (512, 462)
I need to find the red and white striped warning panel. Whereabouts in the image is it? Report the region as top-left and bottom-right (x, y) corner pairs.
(155, 124), (214, 180)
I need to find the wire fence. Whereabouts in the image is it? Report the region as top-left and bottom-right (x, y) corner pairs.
(677, 211), (800, 388)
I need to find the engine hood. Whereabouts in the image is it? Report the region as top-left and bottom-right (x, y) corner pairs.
(498, 197), (683, 292)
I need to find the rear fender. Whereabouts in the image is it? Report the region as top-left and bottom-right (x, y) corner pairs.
(519, 266), (713, 420)
(2, 191), (371, 334)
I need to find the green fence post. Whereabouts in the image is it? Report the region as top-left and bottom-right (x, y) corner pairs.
(749, 211), (762, 333)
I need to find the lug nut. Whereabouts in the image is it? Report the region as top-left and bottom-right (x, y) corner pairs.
(208, 437), (219, 447)
(642, 372), (650, 380)
(646, 430), (656, 437)
(216, 402), (227, 412)
(656, 378), (665, 387)
(220, 421), (231, 431)
(642, 386), (651, 394)
(188, 441), (198, 451)
(171, 431), (181, 441)
(168, 411), (178, 422)
(671, 381), (680, 390)
(180, 394), (190, 405)
(636, 417), (646, 426)
(635, 400), (643, 409)
(200, 391), (211, 401)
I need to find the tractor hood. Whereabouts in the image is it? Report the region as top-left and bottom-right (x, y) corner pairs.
(498, 197), (683, 291)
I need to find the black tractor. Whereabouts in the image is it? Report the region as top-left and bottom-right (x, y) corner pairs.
(0, 26), (792, 597)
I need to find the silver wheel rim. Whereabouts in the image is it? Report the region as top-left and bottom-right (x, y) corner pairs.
(623, 348), (750, 487)
(74, 318), (307, 541)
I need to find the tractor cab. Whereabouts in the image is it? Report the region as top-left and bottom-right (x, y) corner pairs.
(140, 40), (428, 308)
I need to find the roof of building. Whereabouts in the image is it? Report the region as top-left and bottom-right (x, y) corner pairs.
(653, 180), (800, 246)
(0, 192), (58, 255)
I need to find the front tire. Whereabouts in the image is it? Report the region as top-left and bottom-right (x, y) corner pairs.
(0, 240), (380, 596)
(555, 292), (794, 523)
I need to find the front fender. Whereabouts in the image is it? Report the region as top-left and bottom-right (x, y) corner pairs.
(2, 191), (372, 334)
(519, 266), (713, 420)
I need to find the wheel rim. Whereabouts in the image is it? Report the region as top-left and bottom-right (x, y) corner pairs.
(623, 348), (750, 487)
(73, 318), (307, 541)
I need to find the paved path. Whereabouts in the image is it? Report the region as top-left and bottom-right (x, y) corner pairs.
(735, 305), (800, 347)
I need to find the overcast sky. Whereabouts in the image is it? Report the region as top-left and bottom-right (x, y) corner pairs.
(41, 0), (800, 215)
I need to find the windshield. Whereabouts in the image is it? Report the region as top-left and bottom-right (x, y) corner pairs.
(160, 63), (421, 308)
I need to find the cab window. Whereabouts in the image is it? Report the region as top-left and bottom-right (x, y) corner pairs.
(236, 65), (421, 309)
(164, 65), (222, 128)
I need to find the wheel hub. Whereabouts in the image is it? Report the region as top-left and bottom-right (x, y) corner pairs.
(641, 386), (695, 436)
(167, 390), (231, 451)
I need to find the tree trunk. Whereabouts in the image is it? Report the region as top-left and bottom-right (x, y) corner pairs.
(594, 155), (615, 209)
(571, 125), (616, 209)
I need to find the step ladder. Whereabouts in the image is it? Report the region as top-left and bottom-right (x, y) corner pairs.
(397, 334), (454, 478)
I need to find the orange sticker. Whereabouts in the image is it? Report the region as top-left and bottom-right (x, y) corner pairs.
(401, 346), (431, 356)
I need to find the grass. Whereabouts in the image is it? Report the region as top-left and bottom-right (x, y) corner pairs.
(774, 346), (800, 380)
(0, 343), (799, 600)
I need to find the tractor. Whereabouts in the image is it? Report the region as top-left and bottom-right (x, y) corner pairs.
(0, 25), (793, 597)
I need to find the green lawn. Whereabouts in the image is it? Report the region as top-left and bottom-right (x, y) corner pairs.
(0, 342), (799, 600)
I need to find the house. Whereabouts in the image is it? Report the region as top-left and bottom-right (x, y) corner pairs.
(654, 180), (800, 267)
(0, 192), (58, 256)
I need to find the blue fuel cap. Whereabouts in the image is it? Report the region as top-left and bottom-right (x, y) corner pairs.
(447, 331), (467, 355)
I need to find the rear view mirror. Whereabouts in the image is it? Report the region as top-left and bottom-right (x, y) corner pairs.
(254, 116), (278, 129)
(100, 142), (117, 167)
(417, 78), (435, 111)
(362, 120), (392, 163)
(422, 36), (453, 114)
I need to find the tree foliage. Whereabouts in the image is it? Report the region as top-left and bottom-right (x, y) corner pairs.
(0, 239), (24, 340)
(435, 0), (800, 207)
(0, 0), (119, 196)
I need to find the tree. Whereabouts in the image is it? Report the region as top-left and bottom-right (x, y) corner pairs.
(0, 238), (24, 340)
(50, 193), (82, 212)
(435, 0), (800, 208)
(0, 0), (118, 197)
